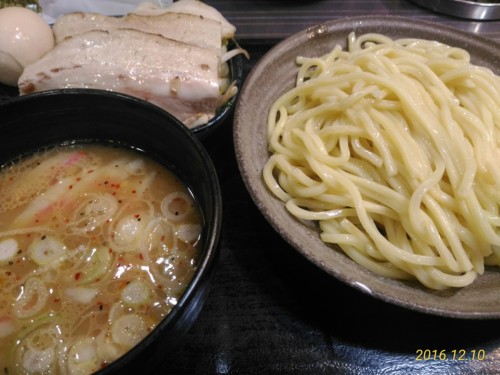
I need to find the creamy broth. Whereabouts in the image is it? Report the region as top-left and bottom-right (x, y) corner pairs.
(0, 145), (202, 374)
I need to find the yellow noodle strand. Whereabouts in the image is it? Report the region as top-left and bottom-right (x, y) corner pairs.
(264, 33), (500, 289)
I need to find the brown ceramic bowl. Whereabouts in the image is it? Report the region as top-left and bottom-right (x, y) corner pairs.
(234, 16), (500, 319)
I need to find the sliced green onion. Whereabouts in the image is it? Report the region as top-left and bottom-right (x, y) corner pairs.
(28, 236), (66, 267)
(161, 192), (194, 222)
(66, 338), (100, 375)
(140, 216), (175, 253)
(15, 324), (59, 374)
(114, 215), (142, 246)
(70, 193), (118, 234)
(176, 223), (202, 244)
(77, 246), (114, 285)
(22, 347), (55, 373)
(64, 287), (99, 304)
(96, 330), (121, 363)
(111, 314), (147, 349)
(0, 238), (18, 264)
(13, 277), (49, 319)
(126, 159), (146, 175)
(121, 280), (150, 306)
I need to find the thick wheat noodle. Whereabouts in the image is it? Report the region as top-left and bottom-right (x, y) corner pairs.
(263, 33), (500, 289)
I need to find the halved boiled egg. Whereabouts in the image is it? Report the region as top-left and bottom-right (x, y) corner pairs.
(0, 7), (54, 86)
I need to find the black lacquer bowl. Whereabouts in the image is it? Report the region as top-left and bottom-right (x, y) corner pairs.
(0, 89), (222, 373)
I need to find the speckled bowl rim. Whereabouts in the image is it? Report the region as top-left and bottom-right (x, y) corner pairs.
(234, 16), (500, 319)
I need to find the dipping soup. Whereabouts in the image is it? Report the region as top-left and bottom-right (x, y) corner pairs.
(0, 144), (202, 374)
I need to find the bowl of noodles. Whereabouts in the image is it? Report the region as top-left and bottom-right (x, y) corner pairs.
(0, 88), (222, 373)
(234, 16), (500, 318)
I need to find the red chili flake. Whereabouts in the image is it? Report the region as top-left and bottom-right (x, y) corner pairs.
(131, 190), (136, 194)
(108, 248), (113, 254)
(88, 170), (94, 174)
(68, 185), (73, 190)
(134, 214), (140, 219)
(112, 192), (116, 196)
(138, 253), (144, 260)
(160, 235), (165, 241)
(74, 272), (81, 280)
(54, 298), (60, 303)
(104, 181), (109, 185)
(76, 177), (81, 182)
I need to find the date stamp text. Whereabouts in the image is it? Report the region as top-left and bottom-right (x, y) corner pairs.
(416, 349), (486, 361)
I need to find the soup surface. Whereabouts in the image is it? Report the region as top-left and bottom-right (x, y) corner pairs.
(0, 145), (202, 374)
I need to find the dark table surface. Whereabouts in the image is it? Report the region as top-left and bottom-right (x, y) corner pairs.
(158, 1), (500, 374)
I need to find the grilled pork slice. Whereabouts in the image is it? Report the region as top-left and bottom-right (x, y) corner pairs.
(133, 0), (236, 39)
(18, 29), (221, 127)
(52, 11), (222, 53)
